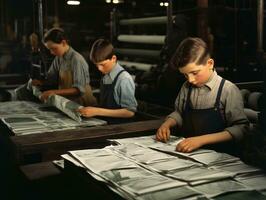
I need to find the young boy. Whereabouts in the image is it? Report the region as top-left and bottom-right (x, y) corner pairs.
(77, 39), (137, 123)
(156, 37), (249, 154)
(15, 28), (97, 106)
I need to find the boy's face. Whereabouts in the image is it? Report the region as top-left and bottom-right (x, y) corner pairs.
(179, 59), (214, 87)
(95, 55), (116, 74)
(45, 40), (67, 57)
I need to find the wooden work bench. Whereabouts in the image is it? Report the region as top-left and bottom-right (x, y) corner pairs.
(0, 118), (164, 200)
(1, 117), (163, 164)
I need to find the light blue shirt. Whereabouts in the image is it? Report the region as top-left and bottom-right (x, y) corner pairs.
(102, 63), (138, 112)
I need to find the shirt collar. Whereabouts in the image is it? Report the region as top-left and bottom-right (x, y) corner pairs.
(62, 46), (72, 60)
(108, 63), (123, 81)
(204, 70), (218, 90)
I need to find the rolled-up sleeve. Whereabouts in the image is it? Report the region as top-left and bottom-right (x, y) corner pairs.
(72, 55), (90, 95)
(116, 74), (137, 112)
(224, 84), (249, 141)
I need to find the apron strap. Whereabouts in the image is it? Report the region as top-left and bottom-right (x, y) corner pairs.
(112, 70), (126, 87)
(184, 84), (193, 112)
(100, 70), (125, 87)
(214, 79), (225, 108)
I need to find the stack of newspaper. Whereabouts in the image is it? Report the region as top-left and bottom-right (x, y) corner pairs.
(32, 85), (85, 122)
(61, 136), (266, 199)
(0, 99), (106, 136)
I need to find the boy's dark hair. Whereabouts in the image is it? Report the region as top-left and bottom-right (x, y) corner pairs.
(90, 39), (114, 63)
(43, 28), (68, 44)
(170, 37), (210, 69)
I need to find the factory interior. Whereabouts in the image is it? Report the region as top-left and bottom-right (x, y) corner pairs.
(0, 0), (266, 199)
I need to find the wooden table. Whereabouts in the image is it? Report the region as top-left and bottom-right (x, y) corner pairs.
(2, 118), (163, 164)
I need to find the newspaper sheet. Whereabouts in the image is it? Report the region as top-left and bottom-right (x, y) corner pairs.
(60, 135), (266, 200)
(32, 85), (82, 122)
(0, 101), (106, 135)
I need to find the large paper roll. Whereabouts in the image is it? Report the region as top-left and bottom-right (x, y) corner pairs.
(117, 35), (165, 45)
(120, 16), (173, 25)
(118, 60), (156, 71)
(115, 48), (160, 58)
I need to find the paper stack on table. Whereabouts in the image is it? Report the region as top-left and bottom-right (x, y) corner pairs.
(60, 135), (266, 200)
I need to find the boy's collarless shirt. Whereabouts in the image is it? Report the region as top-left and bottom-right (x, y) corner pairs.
(102, 63), (137, 112)
(168, 71), (249, 141)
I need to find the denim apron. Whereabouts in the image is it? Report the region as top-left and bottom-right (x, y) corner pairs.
(99, 70), (134, 124)
(181, 79), (236, 154)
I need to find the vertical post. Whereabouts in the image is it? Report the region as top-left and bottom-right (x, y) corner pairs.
(257, 0), (264, 53)
(38, 0), (44, 40)
(166, 0), (173, 49)
(110, 7), (117, 45)
(256, 0), (265, 126)
(234, 0), (238, 71)
(0, 0), (5, 38)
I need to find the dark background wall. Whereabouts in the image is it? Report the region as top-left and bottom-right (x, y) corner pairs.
(0, 0), (265, 83)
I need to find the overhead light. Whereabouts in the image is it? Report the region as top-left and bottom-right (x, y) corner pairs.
(105, 0), (124, 4)
(160, 2), (169, 7)
(67, 0), (80, 5)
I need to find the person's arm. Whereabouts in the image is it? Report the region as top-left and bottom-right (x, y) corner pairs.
(223, 83), (250, 141)
(78, 71), (137, 118)
(40, 87), (80, 101)
(176, 82), (249, 153)
(156, 83), (187, 142)
(114, 72), (137, 113)
(78, 107), (134, 118)
(30, 58), (59, 92)
(156, 117), (177, 142)
(71, 53), (90, 96)
(176, 131), (232, 152)
(31, 79), (43, 86)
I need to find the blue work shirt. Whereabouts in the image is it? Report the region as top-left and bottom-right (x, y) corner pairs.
(101, 63), (137, 112)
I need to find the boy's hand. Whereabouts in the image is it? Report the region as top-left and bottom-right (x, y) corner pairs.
(77, 107), (98, 118)
(156, 124), (171, 142)
(176, 136), (203, 153)
(32, 79), (43, 86)
(40, 90), (56, 101)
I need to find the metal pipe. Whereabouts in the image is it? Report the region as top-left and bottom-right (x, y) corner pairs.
(166, 0), (173, 49)
(38, 0), (44, 40)
(110, 8), (117, 44)
(257, 0), (264, 53)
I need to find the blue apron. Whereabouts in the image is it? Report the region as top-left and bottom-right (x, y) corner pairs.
(181, 79), (236, 155)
